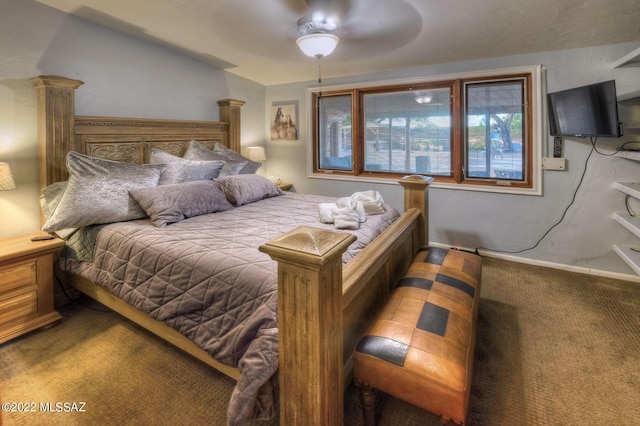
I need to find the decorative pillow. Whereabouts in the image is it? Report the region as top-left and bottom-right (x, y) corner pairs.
(39, 181), (78, 240)
(183, 140), (248, 176)
(130, 180), (234, 227)
(42, 151), (165, 231)
(149, 148), (225, 185)
(212, 142), (261, 174)
(215, 174), (283, 206)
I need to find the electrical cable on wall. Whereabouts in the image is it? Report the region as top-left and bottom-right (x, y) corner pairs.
(476, 138), (598, 255)
(477, 135), (640, 255)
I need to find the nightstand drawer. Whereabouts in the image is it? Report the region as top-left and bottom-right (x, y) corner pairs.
(0, 291), (38, 324)
(0, 260), (37, 293)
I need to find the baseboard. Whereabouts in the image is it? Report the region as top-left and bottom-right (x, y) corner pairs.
(428, 242), (640, 284)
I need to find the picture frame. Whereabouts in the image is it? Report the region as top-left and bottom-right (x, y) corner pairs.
(270, 101), (298, 141)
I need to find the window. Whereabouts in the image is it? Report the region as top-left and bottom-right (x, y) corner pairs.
(363, 85), (453, 176)
(464, 80), (526, 182)
(311, 66), (543, 193)
(317, 94), (353, 171)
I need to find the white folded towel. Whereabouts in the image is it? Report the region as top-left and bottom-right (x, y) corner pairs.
(332, 206), (361, 230)
(318, 203), (337, 223)
(351, 190), (385, 215)
(336, 197), (366, 223)
(317, 190), (384, 228)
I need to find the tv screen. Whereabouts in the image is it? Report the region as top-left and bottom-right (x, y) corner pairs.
(547, 80), (622, 138)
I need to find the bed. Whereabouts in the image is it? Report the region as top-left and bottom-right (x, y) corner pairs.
(31, 75), (433, 426)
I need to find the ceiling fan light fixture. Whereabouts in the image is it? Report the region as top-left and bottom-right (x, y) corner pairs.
(296, 33), (339, 58)
(296, 16), (339, 58)
(415, 94), (433, 104)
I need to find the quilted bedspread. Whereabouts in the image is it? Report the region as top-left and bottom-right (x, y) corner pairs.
(61, 192), (400, 425)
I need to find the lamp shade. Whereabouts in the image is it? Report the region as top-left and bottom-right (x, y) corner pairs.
(242, 147), (266, 162)
(296, 33), (339, 58)
(0, 162), (16, 190)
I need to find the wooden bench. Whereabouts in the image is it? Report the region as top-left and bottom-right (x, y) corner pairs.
(353, 246), (482, 425)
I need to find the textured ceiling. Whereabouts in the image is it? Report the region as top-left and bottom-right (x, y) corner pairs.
(36, 0), (640, 86)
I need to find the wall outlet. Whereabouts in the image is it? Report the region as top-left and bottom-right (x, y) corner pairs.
(542, 157), (566, 170)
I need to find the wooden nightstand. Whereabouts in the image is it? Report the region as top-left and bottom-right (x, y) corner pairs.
(0, 232), (65, 344)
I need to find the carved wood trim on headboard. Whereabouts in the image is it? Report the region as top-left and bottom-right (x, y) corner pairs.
(74, 116), (228, 164)
(30, 75), (244, 191)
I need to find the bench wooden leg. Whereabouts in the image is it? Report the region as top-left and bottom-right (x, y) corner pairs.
(359, 383), (377, 426)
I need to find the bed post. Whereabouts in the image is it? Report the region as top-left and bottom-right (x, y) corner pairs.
(398, 175), (433, 247)
(30, 75), (84, 191)
(259, 227), (356, 426)
(217, 99), (245, 153)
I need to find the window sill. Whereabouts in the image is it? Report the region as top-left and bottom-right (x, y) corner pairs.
(308, 173), (542, 196)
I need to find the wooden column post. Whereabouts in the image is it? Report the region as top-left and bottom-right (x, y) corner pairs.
(398, 175), (433, 248)
(260, 226), (356, 426)
(30, 76), (84, 191)
(217, 98), (245, 153)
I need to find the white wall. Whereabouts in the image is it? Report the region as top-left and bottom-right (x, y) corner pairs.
(0, 0), (265, 238)
(265, 43), (640, 278)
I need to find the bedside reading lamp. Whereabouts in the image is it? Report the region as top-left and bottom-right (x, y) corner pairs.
(0, 162), (16, 191)
(242, 147), (267, 174)
(242, 146), (266, 163)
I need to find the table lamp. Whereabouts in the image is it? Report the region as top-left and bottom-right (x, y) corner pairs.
(0, 162), (16, 190)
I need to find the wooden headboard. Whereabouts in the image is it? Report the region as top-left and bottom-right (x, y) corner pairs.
(30, 75), (244, 191)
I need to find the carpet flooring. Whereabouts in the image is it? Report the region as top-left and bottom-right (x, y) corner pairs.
(1, 257), (639, 425)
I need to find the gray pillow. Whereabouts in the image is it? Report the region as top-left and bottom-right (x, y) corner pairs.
(130, 180), (234, 227)
(42, 151), (165, 231)
(149, 148), (225, 185)
(183, 140), (248, 176)
(215, 174), (283, 206)
(212, 142), (261, 174)
(39, 181), (78, 239)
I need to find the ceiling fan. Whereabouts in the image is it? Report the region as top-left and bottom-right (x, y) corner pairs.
(286, 0), (353, 58)
(283, 0), (422, 61)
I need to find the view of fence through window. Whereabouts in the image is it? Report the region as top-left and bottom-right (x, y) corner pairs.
(364, 88), (452, 175)
(316, 79), (525, 182)
(318, 94), (353, 171)
(465, 80), (525, 180)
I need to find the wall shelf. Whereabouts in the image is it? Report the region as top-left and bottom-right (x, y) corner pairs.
(613, 212), (640, 238)
(613, 245), (640, 276)
(611, 46), (640, 68)
(613, 182), (640, 274)
(616, 84), (640, 159)
(615, 150), (640, 161)
(613, 182), (640, 198)
(618, 89), (640, 103)
(610, 49), (640, 274)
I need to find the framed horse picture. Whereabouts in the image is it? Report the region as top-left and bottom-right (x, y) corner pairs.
(271, 101), (298, 140)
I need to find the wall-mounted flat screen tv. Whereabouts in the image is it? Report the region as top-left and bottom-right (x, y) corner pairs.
(547, 80), (622, 138)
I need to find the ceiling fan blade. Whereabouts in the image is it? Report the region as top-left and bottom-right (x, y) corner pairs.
(282, 0), (309, 15)
(306, 0), (352, 17)
(285, 0), (352, 25)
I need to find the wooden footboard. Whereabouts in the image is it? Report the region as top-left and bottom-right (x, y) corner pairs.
(260, 175), (431, 426)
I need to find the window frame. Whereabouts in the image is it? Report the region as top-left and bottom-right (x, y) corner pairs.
(308, 65), (545, 195)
